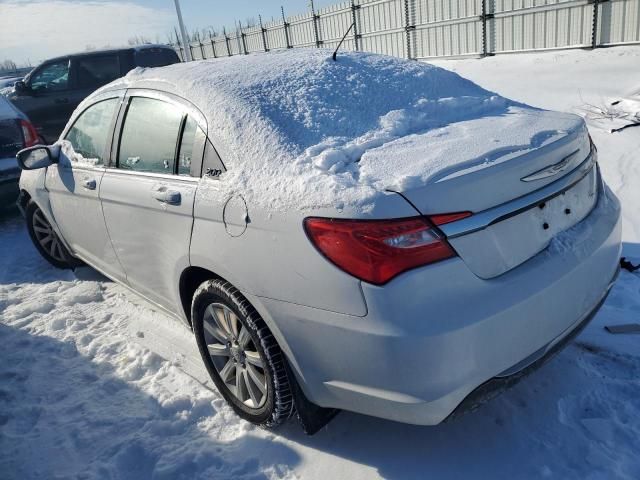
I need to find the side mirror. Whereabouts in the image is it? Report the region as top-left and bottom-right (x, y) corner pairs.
(14, 80), (29, 94)
(16, 145), (57, 170)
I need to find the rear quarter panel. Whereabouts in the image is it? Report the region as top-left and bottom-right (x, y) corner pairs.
(190, 178), (423, 317)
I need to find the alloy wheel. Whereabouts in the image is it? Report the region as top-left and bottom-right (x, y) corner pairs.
(31, 208), (67, 263)
(203, 302), (268, 409)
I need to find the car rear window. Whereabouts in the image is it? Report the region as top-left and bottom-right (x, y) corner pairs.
(134, 48), (180, 68)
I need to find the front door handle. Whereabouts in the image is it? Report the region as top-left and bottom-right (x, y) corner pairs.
(152, 187), (181, 205)
(82, 179), (97, 190)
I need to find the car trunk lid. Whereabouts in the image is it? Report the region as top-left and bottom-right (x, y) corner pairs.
(359, 109), (597, 278)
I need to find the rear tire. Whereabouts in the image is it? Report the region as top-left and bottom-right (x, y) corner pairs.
(192, 279), (294, 427)
(26, 201), (80, 269)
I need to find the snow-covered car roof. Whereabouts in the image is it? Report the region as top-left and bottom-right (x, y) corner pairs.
(93, 49), (582, 213)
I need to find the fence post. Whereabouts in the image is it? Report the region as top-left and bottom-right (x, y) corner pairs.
(351, 0), (361, 50)
(590, 0), (600, 48)
(238, 21), (248, 54)
(198, 33), (205, 59)
(480, 0), (494, 56)
(310, 0), (322, 48)
(259, 15), (269, 52)
(224, 27), (232, 56)
(403, 0), (415, 59)
(282, 6), (292, 49)
(209, 32), (217, 58)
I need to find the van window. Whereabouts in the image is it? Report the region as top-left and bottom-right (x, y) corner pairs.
(134, 48), (180, 68)
(77, 55), (121, 89)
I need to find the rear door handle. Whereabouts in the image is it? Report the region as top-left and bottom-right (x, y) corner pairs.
(152, 187), (181, 205)
(55, 98), (69, 104)
(82, 179), (97, 190)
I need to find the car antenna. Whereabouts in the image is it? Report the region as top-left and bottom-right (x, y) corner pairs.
(332, 21), (355, 61)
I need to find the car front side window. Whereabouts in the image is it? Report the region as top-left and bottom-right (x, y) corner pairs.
(29, 61), (70, 92)
(65, 98), (119, 165)
(118, 97), (183, 174)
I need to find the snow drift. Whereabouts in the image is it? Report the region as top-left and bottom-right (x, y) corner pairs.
(95, 49), (583, 211)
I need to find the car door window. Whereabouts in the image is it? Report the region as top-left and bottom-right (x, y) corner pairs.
(118, 97), (182, 174)
(77, 55), (121, 89)
(29, 61), (69, 92)
(65, 98), (119, 165)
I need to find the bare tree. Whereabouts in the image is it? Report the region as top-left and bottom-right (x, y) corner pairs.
(127, 35), (152, 46)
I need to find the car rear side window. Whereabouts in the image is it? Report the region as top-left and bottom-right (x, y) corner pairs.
(77, 55), (121, 89)
(65, 98), (119, 165)
(118, 97), (182, 174)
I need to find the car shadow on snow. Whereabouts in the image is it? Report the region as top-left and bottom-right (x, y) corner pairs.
(0, 323), (301, 479)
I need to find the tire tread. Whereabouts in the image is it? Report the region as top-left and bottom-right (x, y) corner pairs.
(192, 279), (295, 427)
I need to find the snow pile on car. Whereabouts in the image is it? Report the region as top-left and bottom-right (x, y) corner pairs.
(105, 49), (581, 212)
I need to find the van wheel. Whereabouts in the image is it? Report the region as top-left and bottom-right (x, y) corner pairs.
(192, 279), (294, 426)
(26, 201), (79, 269)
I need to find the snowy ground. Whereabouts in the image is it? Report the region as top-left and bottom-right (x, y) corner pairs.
(2, 46), (640, 479)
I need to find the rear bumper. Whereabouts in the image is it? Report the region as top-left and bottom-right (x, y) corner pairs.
(447, 267), (617, 421)
(257, 184), (621, 425)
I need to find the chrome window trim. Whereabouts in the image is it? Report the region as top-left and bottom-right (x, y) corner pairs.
(440, 149), (597, 239)
(102, 167), (200, 183)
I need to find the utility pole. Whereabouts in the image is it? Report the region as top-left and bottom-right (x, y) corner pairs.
(173, 0), (193, 61)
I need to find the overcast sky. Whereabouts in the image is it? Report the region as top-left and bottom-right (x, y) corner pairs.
(0, 0), (336, 66)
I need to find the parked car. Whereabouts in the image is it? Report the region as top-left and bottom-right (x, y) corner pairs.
(0, 96), (38, 208)
(0, 76), (23, 89)
(7, 45), (180, 142)
(0, 68), (32, 93)
(16, 50), (621, 432)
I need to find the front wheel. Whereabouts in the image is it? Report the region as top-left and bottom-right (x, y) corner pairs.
(25, 201), (79, 269)
(192, 279), (294, 427)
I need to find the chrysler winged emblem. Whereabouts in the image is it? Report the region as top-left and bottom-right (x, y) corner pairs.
(521, 149), (579, 182)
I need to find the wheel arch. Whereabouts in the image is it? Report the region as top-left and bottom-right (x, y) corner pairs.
(178, 265), (302, 384)
(178, 266), (225, 327)
(17, 188), (32, 212)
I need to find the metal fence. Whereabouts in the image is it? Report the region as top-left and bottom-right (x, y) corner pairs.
(177, 0), (640, 61)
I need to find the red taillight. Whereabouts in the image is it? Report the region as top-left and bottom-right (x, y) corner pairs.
(20, 120), (39, 148)
(304, 213), (471, 285)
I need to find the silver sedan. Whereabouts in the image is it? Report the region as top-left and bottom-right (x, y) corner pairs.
(16, 50), (621, 432)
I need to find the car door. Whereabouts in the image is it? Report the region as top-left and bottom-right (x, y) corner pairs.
(99, 91), (205, 312)
(9, 59), (76, 142)
(45, 92), (127, 282)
